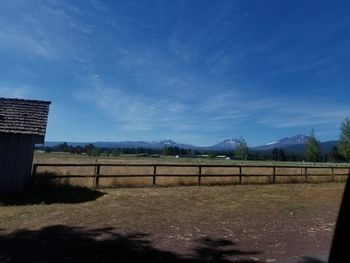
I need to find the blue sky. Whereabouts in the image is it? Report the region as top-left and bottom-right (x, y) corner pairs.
(1, 0), (349, 146)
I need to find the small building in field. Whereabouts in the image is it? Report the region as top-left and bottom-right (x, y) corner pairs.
(0, 98), (51, 194)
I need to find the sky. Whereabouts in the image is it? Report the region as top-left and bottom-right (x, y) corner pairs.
(0, 0), (350, 147)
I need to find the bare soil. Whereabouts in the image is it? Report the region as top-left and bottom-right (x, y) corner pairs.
(0, 182), (345, 262)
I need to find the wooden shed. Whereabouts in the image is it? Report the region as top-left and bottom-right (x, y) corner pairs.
(0, 98), (50, 194)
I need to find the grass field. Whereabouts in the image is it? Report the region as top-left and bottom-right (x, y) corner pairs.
(33, 152), (350, 167)
(33, 152), (350, 188)
(0, 182), (345, 262)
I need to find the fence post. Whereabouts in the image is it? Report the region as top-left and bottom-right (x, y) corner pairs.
(332, 167), (334, 182)
(153, 165), (157, 186)
(239, 166), (242, 184)
(198, 166), (202, 186)
(304, 167), (308, 183)
(272, 166), (276, 184)
(94, 164), (100, 188)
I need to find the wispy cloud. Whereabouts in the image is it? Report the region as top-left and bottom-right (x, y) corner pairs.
(0, 85), (30, 99)
(189, 89), (350, 133)
(74, 69), (350, 142)
(89, 0), (108, 12)
(74, 74), (189, 132)
(248, 97), (350, 129)
(0, 1), (94, 65)
(116, 47), (156, 71)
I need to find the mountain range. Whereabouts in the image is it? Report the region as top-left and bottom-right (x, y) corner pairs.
(44, 134), (338, 155)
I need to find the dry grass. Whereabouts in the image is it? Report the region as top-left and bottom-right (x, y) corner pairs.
(33, 153), (349, 188)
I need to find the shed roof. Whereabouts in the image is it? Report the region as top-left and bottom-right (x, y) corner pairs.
(0, 98), (51, 137)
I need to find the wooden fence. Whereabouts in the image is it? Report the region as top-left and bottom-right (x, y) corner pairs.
(32, 163), (350, 188)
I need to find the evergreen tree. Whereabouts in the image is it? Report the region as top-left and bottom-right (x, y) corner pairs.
(83, 143), (95, 155)
(329, 146), (343, 162)
(272, 148), (278, 161)
(278, 148), (286, 161)
(271, 148), (286, 161)
(90, 147), (101, 157)
(234, 136), (248, 160)
(111, 148), (120, 157)
(305, 129), (320, 162)
(339, 117), (350, 162)
(162, 146), (169, 156)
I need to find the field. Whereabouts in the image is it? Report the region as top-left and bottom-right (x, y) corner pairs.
(0, 182), (345, 262)
(1, 153), (348, 262)
(33, 152), (350, 188)
(33, 152), (350, 166)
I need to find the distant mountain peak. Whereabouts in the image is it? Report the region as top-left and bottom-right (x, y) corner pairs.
(160, 139), (177, 145)
(254, 134), (310, 150)
(210, 138), (240, 149)
(280, 134), (309, 144)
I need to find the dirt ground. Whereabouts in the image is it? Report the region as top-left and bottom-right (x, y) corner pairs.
(0, 182), (345, 262)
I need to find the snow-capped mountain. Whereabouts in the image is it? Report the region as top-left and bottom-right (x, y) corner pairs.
(253, 134), (310, 150)
(209, 138), (241, 150)
(158, 140), (177, 146)
(149, 140), (195, 149)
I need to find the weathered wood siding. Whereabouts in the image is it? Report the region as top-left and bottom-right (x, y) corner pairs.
(0, 134), (36, 194)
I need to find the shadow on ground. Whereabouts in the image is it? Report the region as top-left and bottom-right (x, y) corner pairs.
(0, 182), (105, 205)
(0, 225), (261, 262)
(297, 257), (325, 263)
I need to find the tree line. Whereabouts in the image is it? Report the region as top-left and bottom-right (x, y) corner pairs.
(36, 143), (203, 157)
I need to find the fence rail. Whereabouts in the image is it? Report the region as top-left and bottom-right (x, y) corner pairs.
(32, 163), (350, 188)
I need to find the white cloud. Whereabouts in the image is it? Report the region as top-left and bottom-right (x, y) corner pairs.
(0, 30), (58, 60)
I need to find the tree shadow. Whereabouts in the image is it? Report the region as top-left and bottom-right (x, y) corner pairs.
(193, 237), (261, 262)
(297, 256), (325, 263)
(0, 179), (105, 206)
(0, 225), (262, 263)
